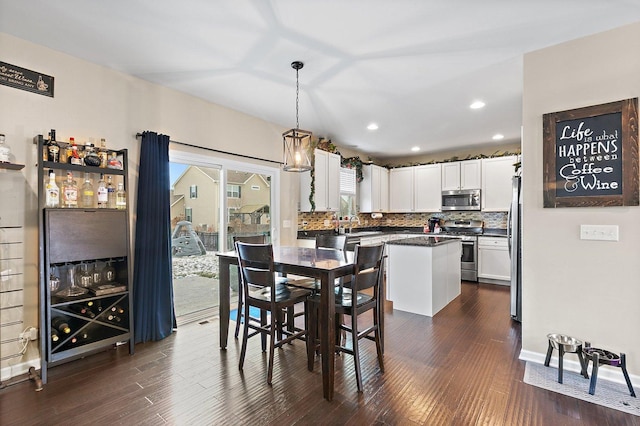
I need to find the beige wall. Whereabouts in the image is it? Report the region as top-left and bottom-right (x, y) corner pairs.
(521, 22), (640, 375)
(0, 32), (300, 374)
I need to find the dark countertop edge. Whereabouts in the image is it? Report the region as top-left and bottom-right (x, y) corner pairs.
(386, 236), (462, 247)
(297, 227), (507, 239)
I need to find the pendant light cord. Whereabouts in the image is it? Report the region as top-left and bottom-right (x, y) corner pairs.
(295, 66), (300, 130)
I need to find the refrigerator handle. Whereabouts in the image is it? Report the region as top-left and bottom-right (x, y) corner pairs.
(507, 204), (512, 257)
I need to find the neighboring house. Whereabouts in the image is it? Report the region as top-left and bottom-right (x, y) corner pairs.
(170, 166), (270, 233)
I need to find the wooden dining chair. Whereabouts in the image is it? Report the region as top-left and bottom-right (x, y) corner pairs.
(316, 234), (347, 252)
(232, 235), (267, 340)
(308, 243), (385, 392)
(235, 242), (312, 385)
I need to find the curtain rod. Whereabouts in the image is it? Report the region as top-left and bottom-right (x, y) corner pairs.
(135, 133), (283, 166)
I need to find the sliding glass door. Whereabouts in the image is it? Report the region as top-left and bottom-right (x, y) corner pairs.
(169, 149), (279, 324)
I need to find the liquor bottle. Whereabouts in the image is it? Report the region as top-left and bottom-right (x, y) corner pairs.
(116, 183), (126, 210)
(107, 176), (116, 208)
(0, 134), (10, 163)
(80, 173), (95, 208)
(51, 330), (60, 342)
(43, 131), (50, 162)
(98, 138), (108, 168)
(83, 143), (101, 167)
(96, 174), (108, 208)
(51, 316), (71, 334)
(45, 171), (60, 208)
(67, 138), (82, 165)
(61, 172), (78, 208)
(47, 129), (60, 162)
(107, 152), (123, 170)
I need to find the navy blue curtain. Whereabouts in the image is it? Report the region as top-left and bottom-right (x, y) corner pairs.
(133, 131), (175, 343)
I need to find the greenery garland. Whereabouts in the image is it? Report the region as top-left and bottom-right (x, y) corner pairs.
(341, 156), (363, 183)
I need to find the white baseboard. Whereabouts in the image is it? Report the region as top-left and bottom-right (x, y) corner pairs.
(1, 358), (41, 382)
(520, 349), (639, 388)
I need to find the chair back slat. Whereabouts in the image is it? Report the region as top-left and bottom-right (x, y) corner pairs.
(316, 234), (347, 252)
(235, 242), (276, 292)
(233, 235), (266, 245)
(352, 244), (384, 292)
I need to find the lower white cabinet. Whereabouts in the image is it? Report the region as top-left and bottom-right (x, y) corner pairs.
(478, 236), (510, 282)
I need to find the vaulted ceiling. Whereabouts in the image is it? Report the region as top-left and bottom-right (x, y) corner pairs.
(2, 1), (640, 158)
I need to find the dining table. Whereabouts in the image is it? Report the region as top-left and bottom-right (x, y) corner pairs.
(216, 246), (355, 401)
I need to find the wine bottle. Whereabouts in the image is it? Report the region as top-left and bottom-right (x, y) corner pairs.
(51, 330), (60, 342)
(51, 316), (71, 334)
(106, 314), (121, 323)
(110, 305), (125, 314)
(69, 304), (96, 318)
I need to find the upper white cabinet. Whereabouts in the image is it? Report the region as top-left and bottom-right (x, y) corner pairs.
(300, 149), (341, 212)
(389, 167), (414, 212)
(360, 164), (389, 212)
(441, 159), (482, 191)
(481, 155), (517, 211)
(414, 164), (442, 212)
(389, 164), (441, 212)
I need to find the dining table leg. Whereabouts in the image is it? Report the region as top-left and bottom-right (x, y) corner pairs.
(219, 256), (231, 349)
(320, 271), (336, 401)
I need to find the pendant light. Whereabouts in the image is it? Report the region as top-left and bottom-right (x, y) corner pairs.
(282, 61), (312, 172)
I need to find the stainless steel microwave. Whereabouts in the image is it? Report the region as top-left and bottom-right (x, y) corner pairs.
(441, 189), (481, 211)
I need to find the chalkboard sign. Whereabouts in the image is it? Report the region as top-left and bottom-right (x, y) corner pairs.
(0, 61), (54, 98)
(543, 99), (638, 208)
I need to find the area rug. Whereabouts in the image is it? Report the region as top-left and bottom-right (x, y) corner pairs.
(524, 361), (640, 416)
(229, 307), (263, 323)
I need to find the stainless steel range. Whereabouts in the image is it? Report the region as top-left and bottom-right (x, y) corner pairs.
(439, 219), (483, 282)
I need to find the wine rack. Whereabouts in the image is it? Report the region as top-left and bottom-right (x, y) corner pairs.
(35, 135), (134, 384)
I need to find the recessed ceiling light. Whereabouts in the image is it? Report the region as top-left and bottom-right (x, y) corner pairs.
(411, 146), (420, 152)
(470, 100), (486, 109)
(492, 133), (505, 140)
(367, 123), (379, 130)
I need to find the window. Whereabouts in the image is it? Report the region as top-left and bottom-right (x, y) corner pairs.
(185, 207), (192, 222)
(339, 167), (357, 218)
(227, 184), (241, 198)
(189, 185), (198, 199)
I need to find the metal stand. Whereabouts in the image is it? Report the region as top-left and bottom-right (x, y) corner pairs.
(544, 334), (588, 384)
(583, 342), (636, 397)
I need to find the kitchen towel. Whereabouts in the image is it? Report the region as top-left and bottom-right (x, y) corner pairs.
(524, 361), (640, 417)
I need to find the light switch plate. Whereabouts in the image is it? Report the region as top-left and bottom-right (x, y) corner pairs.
(580, 225), (619, 241)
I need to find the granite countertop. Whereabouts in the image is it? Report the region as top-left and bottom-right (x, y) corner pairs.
(385, 236), (462, 247)
(481, 228), (508, 237)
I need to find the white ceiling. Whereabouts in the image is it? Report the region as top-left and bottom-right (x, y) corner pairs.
(2, 1), (640, 159)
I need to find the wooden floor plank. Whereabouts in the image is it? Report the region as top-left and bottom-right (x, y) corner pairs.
(1, 282), (638, 425)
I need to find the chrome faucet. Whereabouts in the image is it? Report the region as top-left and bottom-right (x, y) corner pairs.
(348, 215), (361, 232)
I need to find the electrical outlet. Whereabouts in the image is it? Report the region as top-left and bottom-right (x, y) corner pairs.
(20, 327), (38, 341)
(580, 225), (619, 241)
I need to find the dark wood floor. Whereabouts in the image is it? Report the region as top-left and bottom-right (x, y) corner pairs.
(2, 282), (638, 425)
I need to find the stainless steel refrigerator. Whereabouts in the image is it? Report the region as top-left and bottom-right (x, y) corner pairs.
(508, 175), (522, 322)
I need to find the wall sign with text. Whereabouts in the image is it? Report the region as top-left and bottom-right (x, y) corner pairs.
(0, 61), (54, 97)
(543, 98), (638, 208)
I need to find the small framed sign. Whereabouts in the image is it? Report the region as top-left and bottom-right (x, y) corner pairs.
(0, 61), (54, 97)
(543, 98), (639, 208)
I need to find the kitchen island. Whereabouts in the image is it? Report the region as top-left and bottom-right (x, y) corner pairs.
(387, 236), (462, 317)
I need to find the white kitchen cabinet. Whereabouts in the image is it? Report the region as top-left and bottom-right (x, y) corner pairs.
(441, 160), (482, 191)
(359, 164), (389, 212)
(414, 164), (442, 212)
(481, 155), (517, 211)
(478, 236), (510, 282)
(389, 167), (414, 212)
(300, 149), (341, 212)
(389, 164), (441, 212)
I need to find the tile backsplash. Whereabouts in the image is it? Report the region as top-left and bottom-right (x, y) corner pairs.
(298, 211), (507, 231)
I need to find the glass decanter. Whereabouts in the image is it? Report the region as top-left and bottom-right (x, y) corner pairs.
(76, 262), (94, 288)
(102, 260), (116, 283)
